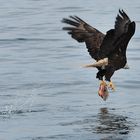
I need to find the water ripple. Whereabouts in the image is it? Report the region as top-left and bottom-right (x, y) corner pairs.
(0, 38), (63, 42)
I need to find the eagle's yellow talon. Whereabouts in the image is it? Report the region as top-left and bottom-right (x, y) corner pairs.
(100, 80), (107, 86)
(108, 81), (115, 91)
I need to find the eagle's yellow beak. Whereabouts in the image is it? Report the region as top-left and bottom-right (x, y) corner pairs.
(98, 81), (109, 101)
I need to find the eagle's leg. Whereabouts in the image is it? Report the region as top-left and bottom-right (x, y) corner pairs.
(105, 68), (115, 91)
(108, 81), (115, 91)
(100, 80), (107, 86)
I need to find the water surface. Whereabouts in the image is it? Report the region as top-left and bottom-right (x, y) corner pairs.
(0, 0), (140, 140)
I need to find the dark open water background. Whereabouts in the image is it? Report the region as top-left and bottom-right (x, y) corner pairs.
(0, 0), (140, 140)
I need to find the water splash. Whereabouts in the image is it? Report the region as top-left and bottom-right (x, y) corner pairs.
(0, 90), (37, 118)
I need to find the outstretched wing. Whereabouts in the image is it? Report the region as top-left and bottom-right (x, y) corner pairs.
(62, 16), (105, 60)
(115, 9), (131, 38)
(98, 9), (136, 59)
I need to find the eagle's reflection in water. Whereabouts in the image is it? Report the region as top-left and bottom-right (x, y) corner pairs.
(95, 108), (133, 140)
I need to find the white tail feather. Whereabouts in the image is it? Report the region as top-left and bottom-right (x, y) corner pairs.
(84, 58), (108, 68)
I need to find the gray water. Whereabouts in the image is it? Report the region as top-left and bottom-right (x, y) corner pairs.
(0, 0), (140, 140)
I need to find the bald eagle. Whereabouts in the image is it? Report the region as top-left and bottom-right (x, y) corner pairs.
(62, 9), (136, 100)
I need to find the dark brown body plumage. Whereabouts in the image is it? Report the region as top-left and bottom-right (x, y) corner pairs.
(62, 10), (136, 82)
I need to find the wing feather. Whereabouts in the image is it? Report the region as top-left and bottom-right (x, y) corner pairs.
(98, 9), (135, 59)
(114, 9), (131, 38)
(62, 16), (105, 60)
